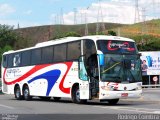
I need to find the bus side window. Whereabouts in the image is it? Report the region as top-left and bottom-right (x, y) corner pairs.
(13, 53), (21, 67)
(83, 39), (96, 60)
(8, 54), (13, 68)
(31, 49), (41, 65)
(41, 46), (53, 64)
(21, 50), (31, 66)
(83, 39), (97, 76)
(67, 41), (81, 61)
(3, 55), (7, 68)
(54, 44), (67, 62)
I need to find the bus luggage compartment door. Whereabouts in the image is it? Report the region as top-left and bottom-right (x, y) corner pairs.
(79, 81), (90, 99)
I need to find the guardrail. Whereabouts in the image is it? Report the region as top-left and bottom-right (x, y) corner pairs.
(142, 84), (160, 88)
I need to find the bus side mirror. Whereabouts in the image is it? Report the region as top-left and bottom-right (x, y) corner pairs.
(98, 54), (104, 66)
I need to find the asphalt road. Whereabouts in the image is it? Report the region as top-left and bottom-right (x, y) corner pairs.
(0, 89), (160, 120)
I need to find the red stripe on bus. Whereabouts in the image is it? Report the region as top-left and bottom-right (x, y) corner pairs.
(3, 64), (51, 85)
(59, 62), (73, 94)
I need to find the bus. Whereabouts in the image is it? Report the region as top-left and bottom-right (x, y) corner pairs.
(1, 35), (142, 104)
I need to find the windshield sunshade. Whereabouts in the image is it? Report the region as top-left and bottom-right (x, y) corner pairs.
(97, 40), (138, 54)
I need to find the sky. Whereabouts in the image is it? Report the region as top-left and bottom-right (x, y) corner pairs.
(0, 0), (160, 28)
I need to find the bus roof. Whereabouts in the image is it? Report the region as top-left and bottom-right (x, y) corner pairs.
(3, 35), (135, 55)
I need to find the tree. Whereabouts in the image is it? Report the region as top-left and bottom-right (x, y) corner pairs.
(0, 45), (13, 61)
(64, 32), (81, 37)
(52, 31), (81, 39)
(0, 25), (17, 48)
(0, 25), (18, 77)
(108, 30), (117, 36)
(0, 25), (16, 56)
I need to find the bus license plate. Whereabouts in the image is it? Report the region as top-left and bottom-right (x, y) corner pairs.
(121, 93), (128, 97)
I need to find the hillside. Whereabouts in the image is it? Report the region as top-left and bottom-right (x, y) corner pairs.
(116, 19), (160, 51)
(112, 19), (160, 41)
(14, 19), (160, 50)
(15, 23), (125, 47)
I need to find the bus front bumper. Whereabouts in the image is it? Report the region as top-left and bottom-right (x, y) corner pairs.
(99, 90), (142, 100)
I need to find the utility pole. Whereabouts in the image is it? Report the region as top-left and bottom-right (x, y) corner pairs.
(54, 14), (57, 25)
(152, 0), (156, 19)
(85, 7), (89, 35)
(96, 0), (105, 34)
(60, 8), (64, 24)
(17, 23), (20, 29)
(141, 7), (147, 34)
(96, 0), (100, 33)
(134, 0), (140, 23)
(74, 8), (77, 25)
(141, 7), (147, 45)
(100, 0), (105, 32)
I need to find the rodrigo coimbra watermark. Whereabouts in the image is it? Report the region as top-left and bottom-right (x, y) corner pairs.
(118, 114), (160, 120)
(1, 114), (18, 120)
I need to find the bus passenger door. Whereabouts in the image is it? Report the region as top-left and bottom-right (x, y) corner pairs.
(78, 56), (90, 100)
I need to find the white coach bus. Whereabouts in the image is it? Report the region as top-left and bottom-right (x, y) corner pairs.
(1, 35), (142, 104)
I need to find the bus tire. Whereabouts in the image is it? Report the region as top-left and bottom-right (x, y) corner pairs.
(23, 85), (32, 101)
(72, 85), (86, 104)
(108, 99), (119, 105)
(53, 97), (61, 101)
(14, 85), (23, 100)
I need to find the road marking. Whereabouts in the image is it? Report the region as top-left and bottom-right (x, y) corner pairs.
(0, 104), (14, 109)
(93, 106), (160, 114)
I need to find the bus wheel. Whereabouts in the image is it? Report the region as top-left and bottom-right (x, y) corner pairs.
(23, 85), (32, 101)
(108, 99), (119, 105)
(14, 86), (23, 100)
(53, 97), (61, 101)
(39, 97), (51, 101)
(72, 85), (86, 104)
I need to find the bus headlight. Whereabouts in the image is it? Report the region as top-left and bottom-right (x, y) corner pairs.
(136, 86), (142, 90)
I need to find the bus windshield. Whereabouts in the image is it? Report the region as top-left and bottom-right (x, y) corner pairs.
(97, 40), (141, 83)
(99, 54), (142, 83)
(97, 40), (138, 54)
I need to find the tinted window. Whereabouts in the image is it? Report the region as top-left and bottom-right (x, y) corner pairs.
(83, 39), (96, 59)
(54, 44), (66, 62)
(42, 46), (53, 64)
(21, 50), (31, 66)
(31, 49), (41, 65)
(67, 41), (81, 60)
(13, 53), (21, 67)
(8, 54), (13, 68)
(2, 55), (7, 68)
